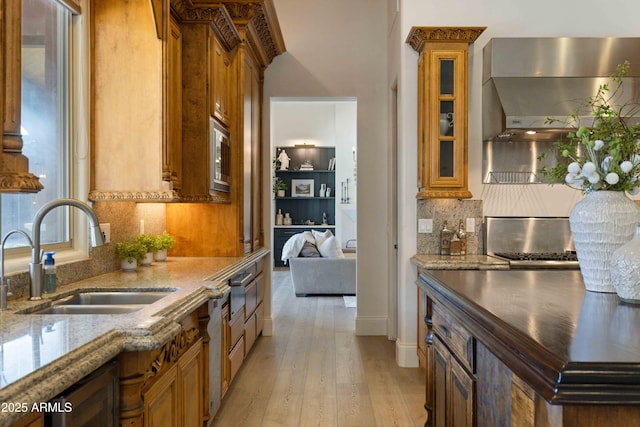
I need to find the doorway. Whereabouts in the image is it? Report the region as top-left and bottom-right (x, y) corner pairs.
(269, 96), (358, 305)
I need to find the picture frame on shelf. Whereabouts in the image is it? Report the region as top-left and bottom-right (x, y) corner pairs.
(292, 179), (314, 197)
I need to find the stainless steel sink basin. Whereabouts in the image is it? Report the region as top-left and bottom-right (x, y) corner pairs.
(55, 291), (174, 305)
(24, 289), (176, 315)
(33, 305), (145, 315)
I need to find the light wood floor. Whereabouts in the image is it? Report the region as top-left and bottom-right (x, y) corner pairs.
(212, 269), (426, 427)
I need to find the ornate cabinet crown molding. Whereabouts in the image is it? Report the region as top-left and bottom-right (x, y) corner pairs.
(170, 0), (241, 50)
(406, 26), (486, 52)
(88, 190), (180, 202)
(222, 0), (285, 67)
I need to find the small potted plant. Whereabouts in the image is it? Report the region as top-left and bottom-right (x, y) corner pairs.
(115, 241), (147, 272)
(274, 179), (287, 197)
(135, 234), (161, 266)
(154, 231), (175, 262)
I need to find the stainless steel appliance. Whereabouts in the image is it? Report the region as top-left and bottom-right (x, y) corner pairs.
(210, 119), (231, 193)
(482, 37), (640, 184)
(485, 216), (578, 269)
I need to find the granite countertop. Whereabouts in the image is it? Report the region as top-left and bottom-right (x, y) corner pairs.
(411, 254), (509, 270)
(0, 248), (268, 425)
(418, 269), (640, 404)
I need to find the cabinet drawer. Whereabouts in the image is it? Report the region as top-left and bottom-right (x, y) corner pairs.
(245, 279), (258, 317)
(244, 312), (257, 353)
(230, 309), (244, 348)
(432, 301), (475, 373)
(229, 336), (244, 382)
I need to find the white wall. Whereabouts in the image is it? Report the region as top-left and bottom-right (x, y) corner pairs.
(393, 0), (640, 366)
(264, 0), (388, 335)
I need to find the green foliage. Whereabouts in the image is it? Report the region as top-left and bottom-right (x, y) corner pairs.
(155, 231), (175, 250)
(115, 241), (147, 262)
(135, 234), (162, 253)
(539, 61), (640, 193)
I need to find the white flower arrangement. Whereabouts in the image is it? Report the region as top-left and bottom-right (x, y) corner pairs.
(540, 61), (640, 193)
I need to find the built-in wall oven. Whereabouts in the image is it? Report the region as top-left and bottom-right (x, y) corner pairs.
(210, 119), (230, 193)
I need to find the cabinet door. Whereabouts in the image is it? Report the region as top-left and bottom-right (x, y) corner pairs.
(433, 336), (475, 427)
(178, 339), (203, 427)
(433, 337), (448, 427)
(211, 33), (231, 126)
(407, 27), (485, 199)
(450, 355), (475, 427)
(164, 15), (182, 191)
(144, 364), (178, 427)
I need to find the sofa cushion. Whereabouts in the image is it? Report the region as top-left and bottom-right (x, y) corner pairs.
(318, 235), (345, 258)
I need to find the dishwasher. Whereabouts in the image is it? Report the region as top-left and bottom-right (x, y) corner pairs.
(47, 360), (119, 427)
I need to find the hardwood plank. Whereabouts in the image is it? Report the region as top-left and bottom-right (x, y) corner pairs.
(212, 269), (425, 426)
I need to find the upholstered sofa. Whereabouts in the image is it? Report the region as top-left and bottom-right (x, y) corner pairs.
(289, 252), (356, 296)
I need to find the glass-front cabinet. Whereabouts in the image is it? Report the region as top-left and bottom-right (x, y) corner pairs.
(407, 27), (485, 199)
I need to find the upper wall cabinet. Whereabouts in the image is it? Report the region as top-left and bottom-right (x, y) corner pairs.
(0, 1), (43, 193)
(407, 27), (485, 199)
(89, 0), (179, 202)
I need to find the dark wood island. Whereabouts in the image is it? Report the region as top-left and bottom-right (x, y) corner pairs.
(416, 269), (640, 427)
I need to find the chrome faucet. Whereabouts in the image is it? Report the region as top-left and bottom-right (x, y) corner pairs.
(29, 198), (105, 300)
(1, 230), (34, 310)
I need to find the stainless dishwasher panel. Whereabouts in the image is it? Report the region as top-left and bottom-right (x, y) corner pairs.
(48, 360), (119, 427)
(229, 272), (251, 318)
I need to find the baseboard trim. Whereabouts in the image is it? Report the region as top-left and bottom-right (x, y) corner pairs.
(262, 316), (273, 336)
(396, 340), (419, 368)
(355, 315), (387, 336)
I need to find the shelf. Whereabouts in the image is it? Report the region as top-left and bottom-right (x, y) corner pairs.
(274, 225), (335, 228)
(275, 197), (335, 200)
(275, 170), (334, 173)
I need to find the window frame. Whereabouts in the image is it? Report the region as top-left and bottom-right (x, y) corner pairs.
(3, 0), (90, 274)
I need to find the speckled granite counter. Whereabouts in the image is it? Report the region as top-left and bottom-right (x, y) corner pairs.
(0, 248), (267, 426)
(411, 254), (509, 270)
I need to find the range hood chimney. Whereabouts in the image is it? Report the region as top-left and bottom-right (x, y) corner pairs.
(483, 37), (640, 142)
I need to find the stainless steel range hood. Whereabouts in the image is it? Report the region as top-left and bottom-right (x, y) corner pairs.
(483, 37), (640, 141)
(482, 37), (640, 184)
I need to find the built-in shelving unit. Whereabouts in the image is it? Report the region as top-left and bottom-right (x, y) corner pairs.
(273, 146), (335, 266)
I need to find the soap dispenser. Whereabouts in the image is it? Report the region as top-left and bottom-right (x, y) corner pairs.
(43, 252), (57, 293)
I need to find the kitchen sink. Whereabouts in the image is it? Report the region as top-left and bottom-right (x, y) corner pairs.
(55, 291), (174, 305)
(33, 305), (145, 315)
(24, 289), (176, 315)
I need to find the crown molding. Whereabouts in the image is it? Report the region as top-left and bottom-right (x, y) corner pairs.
(406, 26), (486, 52)
(170, 0), (241, 50)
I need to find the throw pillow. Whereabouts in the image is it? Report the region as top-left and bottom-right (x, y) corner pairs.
(299, 241), (321, 257)
(318, 235), (345, 258)
(281, 233), (307, 262)
(312, 229), (333, 248)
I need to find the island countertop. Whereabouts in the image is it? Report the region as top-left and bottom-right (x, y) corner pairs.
(0, 249), (267, 425)
(418, 269), (640, 404)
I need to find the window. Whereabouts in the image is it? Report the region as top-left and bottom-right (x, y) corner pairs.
(1, 0), (72, 250)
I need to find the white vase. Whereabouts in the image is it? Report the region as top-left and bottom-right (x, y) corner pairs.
(154, 249), (168, 262)
(121, 259), (137, 272)
(610, 226), (640, 304)
(140, 252), (154, 266)
(570, 191), (639, 293)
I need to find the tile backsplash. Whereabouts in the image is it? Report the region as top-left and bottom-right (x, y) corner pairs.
(417, 199), (484, 254)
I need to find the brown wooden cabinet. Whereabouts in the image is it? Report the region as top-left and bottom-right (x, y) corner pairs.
(211, 32), (233, 126)
(431, 305), (475, 427)
(406, 26), (485, 199)
(418, 287), (428, 369)
(118, 303), (209, 426)
(220, 299), (231, 398)
(13, 412), (44, 427)
(164, 15), (183, 191)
